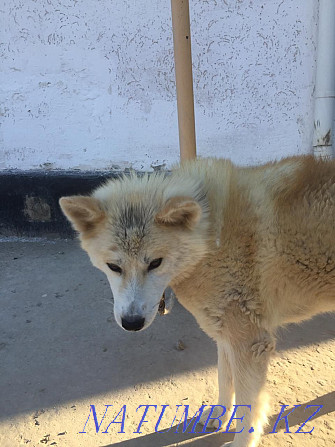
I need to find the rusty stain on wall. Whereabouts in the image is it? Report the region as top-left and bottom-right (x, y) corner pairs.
(322, 129), (332, 146)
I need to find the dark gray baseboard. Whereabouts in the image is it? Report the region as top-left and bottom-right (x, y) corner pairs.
(0, 170), (120, 237)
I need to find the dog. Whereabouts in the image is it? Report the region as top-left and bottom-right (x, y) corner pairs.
(60, 155), (335, 447)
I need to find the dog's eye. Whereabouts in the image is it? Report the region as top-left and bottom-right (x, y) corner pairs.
(148, 258), (163, 271)
(107, 263), (122, 274)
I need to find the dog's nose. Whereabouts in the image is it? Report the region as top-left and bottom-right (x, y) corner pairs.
(121, 315), (145, 331)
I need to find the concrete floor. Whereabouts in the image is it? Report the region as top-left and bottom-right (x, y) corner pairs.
(0, 239), (334, 447)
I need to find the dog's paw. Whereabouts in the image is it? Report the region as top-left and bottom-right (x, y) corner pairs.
(198, 406), (228, 431)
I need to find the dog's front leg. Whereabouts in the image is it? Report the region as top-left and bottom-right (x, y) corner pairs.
(199, 340), (235, 430)
(222, 328), (274, 447)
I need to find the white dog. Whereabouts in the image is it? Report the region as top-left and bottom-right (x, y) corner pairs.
(60, 156), (335, 447)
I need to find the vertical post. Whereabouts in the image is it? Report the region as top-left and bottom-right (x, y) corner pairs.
(313, 0), (335, 159)
(171, 0), (196, 161)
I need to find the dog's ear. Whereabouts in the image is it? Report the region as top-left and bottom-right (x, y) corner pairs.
(155, 196), (202, 229)
(59, 196), (105, 233)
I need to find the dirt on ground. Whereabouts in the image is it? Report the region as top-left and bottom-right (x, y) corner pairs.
(0, 239), (334, 447)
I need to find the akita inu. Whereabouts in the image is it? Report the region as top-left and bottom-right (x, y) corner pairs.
(60, 155), (335, 447)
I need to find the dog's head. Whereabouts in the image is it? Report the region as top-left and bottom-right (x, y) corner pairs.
(59, 173), (209, 332)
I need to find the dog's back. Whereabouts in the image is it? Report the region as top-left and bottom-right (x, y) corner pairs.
(254, 156), (335, 327)
(172, 156), (335, 334)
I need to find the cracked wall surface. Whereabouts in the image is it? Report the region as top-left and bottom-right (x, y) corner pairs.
(0, 0), (318, 171)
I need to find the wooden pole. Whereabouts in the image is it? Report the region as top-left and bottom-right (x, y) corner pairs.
(171, 0), (196, 161)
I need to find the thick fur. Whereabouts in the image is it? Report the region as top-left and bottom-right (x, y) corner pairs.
(60, 156), (335, 447)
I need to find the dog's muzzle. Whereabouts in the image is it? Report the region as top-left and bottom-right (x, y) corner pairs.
(121, 315), (145, 331)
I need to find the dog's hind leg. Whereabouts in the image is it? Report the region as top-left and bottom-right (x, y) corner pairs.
(199, 340), (235, 430)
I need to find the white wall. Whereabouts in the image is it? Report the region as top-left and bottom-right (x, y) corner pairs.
(0, 0), (318, 171)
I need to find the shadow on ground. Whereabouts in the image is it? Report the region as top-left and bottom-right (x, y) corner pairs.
(102, 392), (335, 447)
(1, 240), (334, 423)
